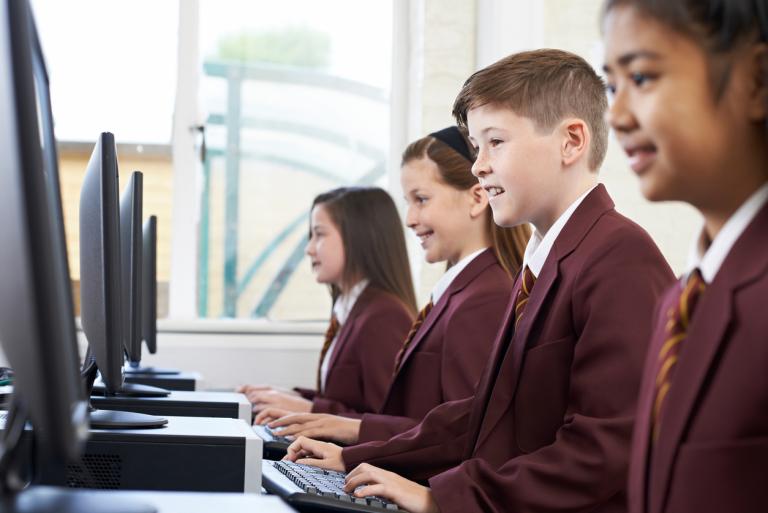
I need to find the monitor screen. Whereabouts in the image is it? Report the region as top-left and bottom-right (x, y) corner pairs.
(121, 171), (144, 364)
(0, 0), (87, 465)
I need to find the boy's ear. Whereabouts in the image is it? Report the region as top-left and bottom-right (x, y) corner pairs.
(560, 118), (589, 167)
(747, 43), (768, 121)
(468, 183), (489, 219)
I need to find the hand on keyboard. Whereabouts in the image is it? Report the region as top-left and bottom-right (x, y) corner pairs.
(345, 463), (438, 513)
(266, 412), (362, 445)
(284, 436), (345, 472)
(250, 389), (313, 414)
(253, 406), (292, 425)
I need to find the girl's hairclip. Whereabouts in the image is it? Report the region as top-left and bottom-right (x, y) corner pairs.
(429, 126), (475, 162)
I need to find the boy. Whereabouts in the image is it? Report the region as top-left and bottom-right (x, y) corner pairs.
(287, 48), (674, 513)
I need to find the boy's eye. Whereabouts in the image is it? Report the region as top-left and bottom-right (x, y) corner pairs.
(489, 138), (503, 147)
(416, 196), (428, 204)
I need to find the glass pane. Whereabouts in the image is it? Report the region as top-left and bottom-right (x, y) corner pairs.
(198, 0), (393, 320)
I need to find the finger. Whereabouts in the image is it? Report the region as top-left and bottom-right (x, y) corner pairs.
(268, 413), (312, 428)
(353, 484), (389, 500)
(296, 457), (335, 469)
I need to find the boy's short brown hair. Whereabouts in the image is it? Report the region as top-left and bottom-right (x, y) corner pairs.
(453, 48), (609, 171)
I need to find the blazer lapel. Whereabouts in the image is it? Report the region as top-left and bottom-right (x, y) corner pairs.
(473, 260), (559, 451)
(629, 288), (677, 513)
(393, 249), (498, 376)
(650, 201), (768, 513)
(324, 287), (373, 382)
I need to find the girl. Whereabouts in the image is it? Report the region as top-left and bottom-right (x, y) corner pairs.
(239, 187), (417, 416)
(603, 1), (768, 512)
(255, 126), (530, 445)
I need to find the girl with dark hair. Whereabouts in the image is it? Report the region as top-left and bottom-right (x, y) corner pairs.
(255, 126), (530, 446)
(603, 1), (768, 511)
(239, 187), (417, 417)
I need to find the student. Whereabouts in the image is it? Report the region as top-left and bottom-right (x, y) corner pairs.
(254, 127), (530, 445)
(238, 187), (417, 416)
(602, 1), (768, 512)
(284, 49), (675, 513)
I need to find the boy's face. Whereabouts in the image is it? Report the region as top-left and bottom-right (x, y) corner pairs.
(467, 104), (562, 230)
(603, 6), (750, 205)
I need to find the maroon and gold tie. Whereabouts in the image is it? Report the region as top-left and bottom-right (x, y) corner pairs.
(316, 315), (340, 391)
(515, 266), (536, 328)
(392, 300), (434, 374)
(652, 269), (706, 441)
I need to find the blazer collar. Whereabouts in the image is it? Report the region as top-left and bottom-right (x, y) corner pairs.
(391, 249), (499, 379)
(324, 286), (376, 376)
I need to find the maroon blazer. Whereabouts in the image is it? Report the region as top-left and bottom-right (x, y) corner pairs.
(628, 200), (768, 513)
(295, 286), (414, 415)
(342, 185), (674, 513)
(356, 249), (513, 443)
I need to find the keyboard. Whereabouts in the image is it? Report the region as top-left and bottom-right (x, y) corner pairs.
(253, 424), (293, 459)
(262, 460), (407, 512)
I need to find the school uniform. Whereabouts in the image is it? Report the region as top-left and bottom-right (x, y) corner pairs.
(628, 183), (768, 513)
(342, 185), (674, 513)
(295, 282), (414, 415)
(356, 248), (514, 443)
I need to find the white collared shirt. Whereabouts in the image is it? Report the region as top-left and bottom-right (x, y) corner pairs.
(430, 247), (488, 305)
(685, 182), (768, 284)
(523, 185), (598, 278)
(320, 279), (369, 390)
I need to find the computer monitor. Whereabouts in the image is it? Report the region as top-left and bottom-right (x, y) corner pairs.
(121, 171), (143, 365)
(79, 133), (169, 426)
(124, 215), (180, 375)
(0, 1), (157, 510)
(142, 216), (157, 355)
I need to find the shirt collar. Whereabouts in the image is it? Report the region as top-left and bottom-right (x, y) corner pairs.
(332, 279), (369, 325)
(523, 185), (597, 278)
(430, 247), (488, 305)
(686, 182), (768, 284)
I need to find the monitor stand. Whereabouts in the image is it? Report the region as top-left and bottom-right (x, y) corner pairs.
(90, 382), (170, 398)
(0, 487), (156, 513)
(125, 363), (180, 376)
(81, 352), (167, 430)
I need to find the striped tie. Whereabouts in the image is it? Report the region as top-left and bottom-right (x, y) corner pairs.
(515, 266), (536, 328)
(393, 300), (434, 373)
(316, 315), (340, 391)
(652, 269), (706, 441)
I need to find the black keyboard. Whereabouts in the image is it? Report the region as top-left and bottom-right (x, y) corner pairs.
(262, 460), (407, 512)
(254, 424), (293, 459)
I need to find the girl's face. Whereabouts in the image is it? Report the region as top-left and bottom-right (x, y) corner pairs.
(306, 204), (345, 287)
(603, 6), (762, 209)
(401, 157), (484, 266)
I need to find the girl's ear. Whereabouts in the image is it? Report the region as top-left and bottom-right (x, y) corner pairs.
(468, 183), (489, 219)
(747, 42), (768, 121)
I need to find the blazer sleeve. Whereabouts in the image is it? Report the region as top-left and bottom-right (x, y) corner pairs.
(357, 412), (420, 443)
(311, 301), (412, 415)
(342, 396), (474, 481)
(293, 387), (317, 401)
(429, 230), (674, 513)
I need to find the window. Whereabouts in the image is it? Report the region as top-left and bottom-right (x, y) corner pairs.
(197, 1), (394, 319)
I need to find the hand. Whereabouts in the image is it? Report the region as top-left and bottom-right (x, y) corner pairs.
(253, 407), (293, 426)
(345, 463), (439, 513)
(266, 413), (361, 445)
(236, 384), (299, 400)
(284, 436), (345, 472)
(250, 390), (312, 414)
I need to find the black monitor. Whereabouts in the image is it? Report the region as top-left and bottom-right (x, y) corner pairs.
(141, 216), (157, 356)
(124, 215), (180, 375)
(0, 1), (157, 510)
(79, 133), (169, 425)
(121, 171), (143, 365)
